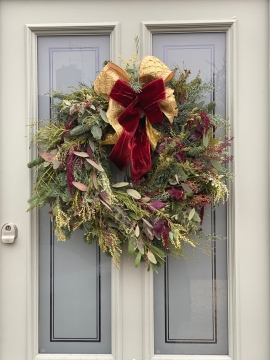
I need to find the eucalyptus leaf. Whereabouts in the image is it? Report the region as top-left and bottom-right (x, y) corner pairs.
(181, 183), (193, 194)
(210, 159), (224, 172)
(135, 225), (140, 237)
(193, 211), (201, 223)
(99, 108), (109, 123)
(203, 133), (209, 147)
(128, 240), (136, 255)
(134, 252), (142, 267)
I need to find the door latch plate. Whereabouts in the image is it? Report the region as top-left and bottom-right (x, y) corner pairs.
(1, 223), (18, 244)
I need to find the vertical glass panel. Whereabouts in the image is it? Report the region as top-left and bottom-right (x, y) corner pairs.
(38, 36), (111, 354)
(153, 33), (228, 355)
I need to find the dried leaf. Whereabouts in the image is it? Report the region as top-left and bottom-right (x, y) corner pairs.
(72, 181), (88, 191)
(141, 196), (151, 203)
(52, 159), (61, 169)
(142, 218), (153, 228)
(100, 199), (112, 210)
(73, 151), (89, 157)
(147, 251), (157, 264)
(126, 189), (141, 199)
(112, 182), (129, 188)
(135, 225), (140, 237)
(169, 178), (178, 185)
(92, 171), (98, 189)
(86, 158), (104, 172)
(188, 208), (196, 220)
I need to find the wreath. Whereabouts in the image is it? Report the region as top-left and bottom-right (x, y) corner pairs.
(28, 51), (233, 271)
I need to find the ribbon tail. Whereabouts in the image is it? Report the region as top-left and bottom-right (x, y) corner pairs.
(130, 119), (152, 182)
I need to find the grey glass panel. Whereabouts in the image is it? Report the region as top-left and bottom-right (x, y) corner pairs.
(38, 36), (111, 354)
(153, 33), (228, 355)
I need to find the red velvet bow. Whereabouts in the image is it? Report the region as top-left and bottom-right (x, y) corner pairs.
(108, 78), (166, 181)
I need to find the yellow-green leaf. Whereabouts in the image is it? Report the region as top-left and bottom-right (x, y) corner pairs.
(188, 208), (195, 220)
(112, 182), (129, 188)
(147, 251), (157, 264)
(127, 189), (141, 199)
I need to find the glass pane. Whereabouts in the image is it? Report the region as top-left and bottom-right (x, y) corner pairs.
(38, 36), (111, 354)
(153, 33), (228, 355)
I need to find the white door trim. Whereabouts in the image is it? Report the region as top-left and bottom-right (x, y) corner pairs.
(140, 19), (237, 360)
(25, 22), (122, 360)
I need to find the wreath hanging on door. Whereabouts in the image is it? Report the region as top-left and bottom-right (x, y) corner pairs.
(27, 48), (233, 271)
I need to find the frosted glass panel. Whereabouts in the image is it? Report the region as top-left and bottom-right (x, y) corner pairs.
(38, 36), (111, 354)
(153, 33), (228, 355)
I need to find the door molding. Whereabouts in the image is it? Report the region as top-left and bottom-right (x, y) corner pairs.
(25, 22), (122, 360)
(141, 19), (237, 360)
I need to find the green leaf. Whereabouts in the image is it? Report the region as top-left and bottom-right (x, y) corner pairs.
(188, 208), (195, 220)
(203, 133), (209, 147)
(193, 211), (201, 223)
(89, 139), (96, 153)
(91, 124), (102, 140)
(210, 159), (224, 172)
(137, 239), (144, 254)
(134, 252), (142, 267)
(128, 240), (136, 255)
(169, 231), (174, 241)
(195, 101), (205, 109)
(147, 251), (157, 264)
(181, 183), (193, 194)
(99, 109), (109, 123)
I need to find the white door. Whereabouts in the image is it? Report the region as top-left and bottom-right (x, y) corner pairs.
(0, 1), (269, 360)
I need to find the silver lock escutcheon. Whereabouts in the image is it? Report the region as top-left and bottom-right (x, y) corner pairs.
(1, 223), (18, 244)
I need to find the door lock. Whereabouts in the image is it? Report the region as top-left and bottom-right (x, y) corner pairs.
(1, 223), (18, 244)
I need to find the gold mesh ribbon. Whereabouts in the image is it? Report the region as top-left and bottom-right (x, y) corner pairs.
(94, 56), (178, 149)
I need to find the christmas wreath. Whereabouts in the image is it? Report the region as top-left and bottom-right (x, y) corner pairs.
(28, 51), (233, 271)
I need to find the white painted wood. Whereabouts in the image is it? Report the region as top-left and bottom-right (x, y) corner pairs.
(0, 1), (269, 360)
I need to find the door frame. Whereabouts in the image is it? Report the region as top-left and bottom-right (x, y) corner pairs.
(26, 18), (237, 360)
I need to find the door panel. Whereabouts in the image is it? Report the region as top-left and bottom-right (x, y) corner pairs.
(153, 32), (228, 355)
(0, 1), (269, 360)
(38, 35), (111, 354)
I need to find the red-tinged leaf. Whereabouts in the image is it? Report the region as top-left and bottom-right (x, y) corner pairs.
(86, 158), (104, 172)
(92, 172), (98, 189)
(100, 199), (112, 211)
(73, 151), (89, 158)
(127, 189), (141, 199)
(150, 201), (167, 210)
(72, 181), (88, 191)
(100, 191), (111, 205)
(39, 151), (55, 162)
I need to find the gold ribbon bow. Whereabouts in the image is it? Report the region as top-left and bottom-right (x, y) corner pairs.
(94, 56), (178, 150)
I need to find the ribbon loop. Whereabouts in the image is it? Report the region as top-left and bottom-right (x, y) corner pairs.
(108, 78), (166, 181)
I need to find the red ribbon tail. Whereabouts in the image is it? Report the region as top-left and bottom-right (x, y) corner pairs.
(130, 119), (152, 182)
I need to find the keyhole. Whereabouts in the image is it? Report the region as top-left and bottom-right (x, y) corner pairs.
(5, 225), (11, 231)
